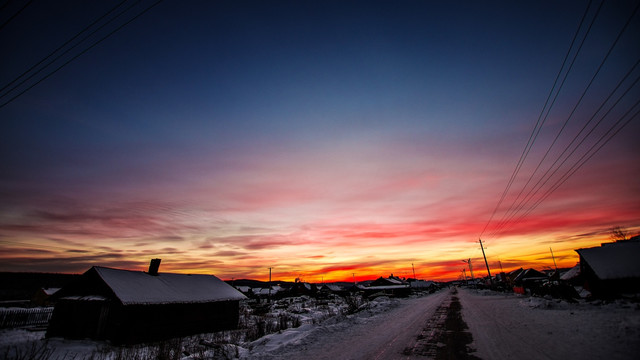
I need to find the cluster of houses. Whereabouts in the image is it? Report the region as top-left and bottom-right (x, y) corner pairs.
(40, 260), (438, 344)
(460, 236), (640, 299)
(5, 235), (637, 345)
(234, 274), (439, 301)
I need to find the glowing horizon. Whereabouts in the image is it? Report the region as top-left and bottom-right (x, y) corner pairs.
(1, 1), (639, 282)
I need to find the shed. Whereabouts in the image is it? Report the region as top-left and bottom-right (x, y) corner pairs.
(46, 263), (246, 344)
(576, 240), (640, 297)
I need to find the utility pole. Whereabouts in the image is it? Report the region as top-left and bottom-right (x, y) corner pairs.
(412, 263), (416, 280)
(479, 239), (493, 285)
(462, 258), (474, 280)
(550, 247), (558, 272)
(550, 247), (559, 280)
(268, 267), (272, 303)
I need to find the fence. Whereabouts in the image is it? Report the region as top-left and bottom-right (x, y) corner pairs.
(0, 307), (54, 328)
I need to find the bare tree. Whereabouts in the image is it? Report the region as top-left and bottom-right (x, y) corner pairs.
(610, 226), (629, 242)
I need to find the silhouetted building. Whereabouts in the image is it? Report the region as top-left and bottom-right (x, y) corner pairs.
(576, 239), (640, 298)
(46, 263), (246, 344)
(31, 287), (60, 307)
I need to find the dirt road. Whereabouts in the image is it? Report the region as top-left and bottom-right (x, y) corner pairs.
(248, 288), (640, 360)
(249, 289), (469, 360)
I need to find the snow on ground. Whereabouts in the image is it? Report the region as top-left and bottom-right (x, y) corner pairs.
(243, 291), (449, 360)
(459, 288), (640, 360)
(2, 288), (639, 359)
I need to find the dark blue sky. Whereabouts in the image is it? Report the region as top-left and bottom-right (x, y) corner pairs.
(1, 1), (639, 279)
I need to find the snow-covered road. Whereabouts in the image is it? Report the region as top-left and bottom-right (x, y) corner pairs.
(247, 288), (640, 360)
(3, 288), (638, 359)
(246, 290), (450, 359)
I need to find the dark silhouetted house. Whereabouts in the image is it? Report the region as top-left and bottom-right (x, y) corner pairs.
(560, 264), (581, 285)
(576, 239), (640, 297)
(318, 284), (348, 297)
(409, 280), (436, 292)
(364, 276), (410, 298)
(31, 287), (60, 307)
(289, 281), (317, 297)
(511, 269), (548, 295)
(46, 262), (246, 344)
(370, 275), (406, 287)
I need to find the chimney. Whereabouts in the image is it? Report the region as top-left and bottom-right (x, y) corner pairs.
(148, 258), (161, 276)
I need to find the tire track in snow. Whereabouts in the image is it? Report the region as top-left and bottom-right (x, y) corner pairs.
(404, 288), (480, 359)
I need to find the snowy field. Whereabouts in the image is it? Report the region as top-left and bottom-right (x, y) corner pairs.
(1, 288), (639, 359)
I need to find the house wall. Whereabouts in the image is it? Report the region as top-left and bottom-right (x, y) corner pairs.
(46, 299), (111, 340)
(47, 299), (240, 344)
(110, 300), (240, 344)
(580, 256), (640, 298)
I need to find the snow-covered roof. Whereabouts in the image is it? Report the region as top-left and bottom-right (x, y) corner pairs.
(577, 242), (640, 280)
(366, 285), (410, 290)
(560, 264), (580, 281)
(42, 288), (61, 296)
(92, 266), (246, 305)
(321, 284), (344, 292)
(235, 286), (251, 293)
(410, 281), (434, 288)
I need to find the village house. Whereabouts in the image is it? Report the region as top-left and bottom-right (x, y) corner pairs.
(576, 238), (640, 298)
(318, 284), (348, 298)
(46, 260), (246, 344)
(364, 275), (410, 298)
(511, 268), (548, 295)
(31, 287), (60, 307)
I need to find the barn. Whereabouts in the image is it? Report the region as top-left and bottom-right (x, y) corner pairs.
(46, 261), (246, 344)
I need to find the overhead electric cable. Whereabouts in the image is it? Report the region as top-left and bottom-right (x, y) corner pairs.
(488, 3), (640, 238)
(484, 3), (640, 239)
(478, 0), (596, 238)
(491, 0), (605, 231)
(0, 0), (164, 110)
(489, 66), (640, 238)
(0, 0), (33, 32)
(0, 0), (129, 95)
(513, 100), (640, 227)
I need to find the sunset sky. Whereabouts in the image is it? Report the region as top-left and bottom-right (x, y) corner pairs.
(1, 0), (639, 282)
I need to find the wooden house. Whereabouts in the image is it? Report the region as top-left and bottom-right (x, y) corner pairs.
(576, 239), (640, 297)
(46, 261), (246, 344)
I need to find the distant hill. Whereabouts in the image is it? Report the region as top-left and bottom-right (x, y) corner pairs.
(0, 272), (80, 302)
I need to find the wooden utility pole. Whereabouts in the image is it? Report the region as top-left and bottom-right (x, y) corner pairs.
(268, 267), (272, 303)
(412, 263), (416, 280)
(550, 247), (558, 272)
(462, 258), (474, 279)
(479, 239), (493, 285)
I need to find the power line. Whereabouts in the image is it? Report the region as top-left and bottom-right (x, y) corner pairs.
(487, 1), (640, 238)
(513, 100), (640, 227)
(0, 0), (165, 110)
(0, 0), (130, 96)
(487, 0), (605, 237)
(0, 0), (33, 32)
(478, 0), (597, 239)
(489, 59), (640, 238)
